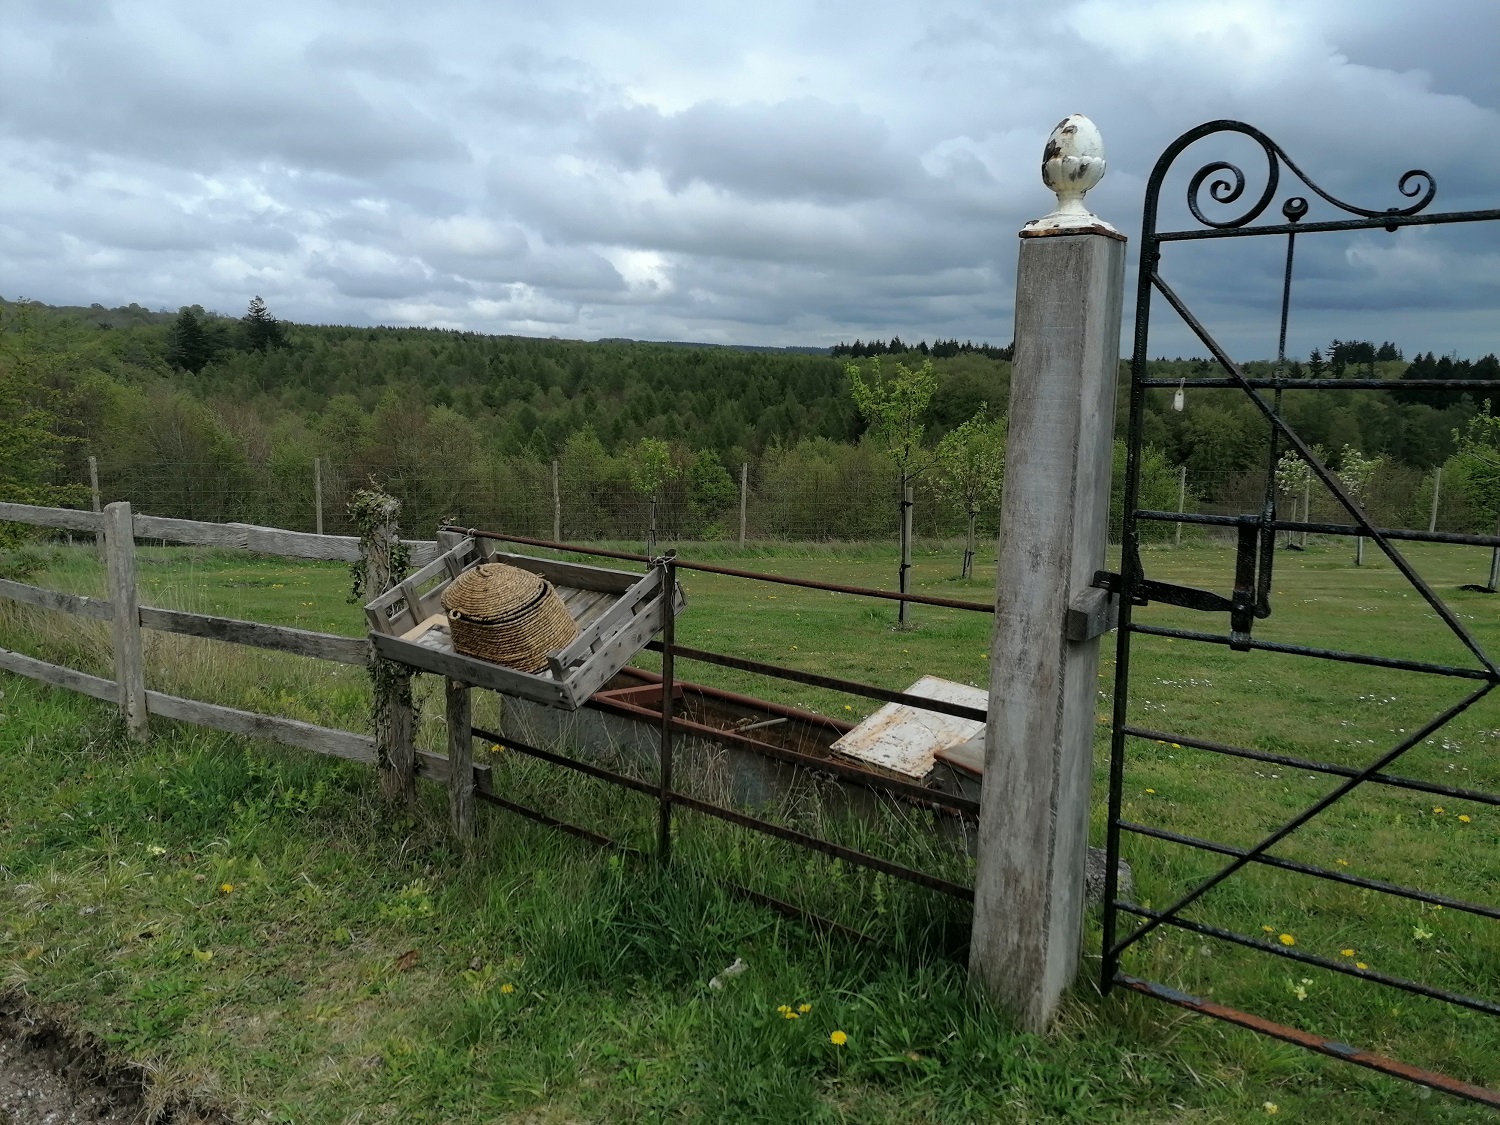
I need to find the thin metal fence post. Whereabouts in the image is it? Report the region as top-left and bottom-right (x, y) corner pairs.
(314, 456), (324, 536)
(1487, 512), (1500, 594)
(1429, 466), (1441, 534)
(103, 501), (148, 741)
(1302, 477), (1311, 548)
(89, 456), (103, 555)
(970, 115), (1125, 1032)
(552, 459), (562, 542)
(898, 482), (914, 626)
(739, 462), (748, 548)
(1175, 465), (1186, 548)
(657, 553), (677, 860)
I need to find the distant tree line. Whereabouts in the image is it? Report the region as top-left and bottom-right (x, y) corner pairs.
(4, 300), (1500, 544)
(831, 337), (1014, 361)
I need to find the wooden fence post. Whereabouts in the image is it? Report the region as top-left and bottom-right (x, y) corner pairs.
(446, 677), (474, 837)
(360, 495), (415, 804)
(103, 501), (148, 741)
(89, 456), (103, 555)
(1428, 466), (1442, 534)
(552, 459), (562, 542)
(434, 528), (474, 836)
(739, 463), (748, 548)
(314, 457), (324, 536)
(969, 115), (1125, 1031)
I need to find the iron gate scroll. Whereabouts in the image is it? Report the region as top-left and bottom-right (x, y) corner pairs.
(1104, 121), (1500, 1107)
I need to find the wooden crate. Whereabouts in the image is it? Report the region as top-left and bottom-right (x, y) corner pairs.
(364, 537), (685, 710)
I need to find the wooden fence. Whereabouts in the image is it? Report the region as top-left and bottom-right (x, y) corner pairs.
(0, 500), (494, 831)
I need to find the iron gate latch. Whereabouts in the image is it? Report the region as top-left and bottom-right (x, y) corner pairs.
(1092, 515), (1273, 650)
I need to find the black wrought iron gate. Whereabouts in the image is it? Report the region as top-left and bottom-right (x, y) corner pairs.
(1103, 121), (1500, 1107)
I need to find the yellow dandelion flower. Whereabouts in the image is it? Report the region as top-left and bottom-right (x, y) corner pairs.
(1340, 949), (1355, 957)
(219, 883), (235, 894)
(1279, 933), (1295, 946)
(1262, 925), (1276, 933)
(1263, 1103), (1279, 1115)
(1145, 788), (1156, 794)
(1356, 962), (1369, 970)
(783, 1010), (800, 1020)
(1458, 814), (1472, 823)
(1336, 858), (1350, 866)
(798, 1003), (812, 1014)
(777, 1004), (792, 1014)
(1433, 806), (1445, 815)
(500, 983), (515, 994)
(830, 1030), (848, 1046)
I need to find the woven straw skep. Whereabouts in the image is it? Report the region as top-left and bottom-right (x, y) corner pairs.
(440, 562), (579, 673)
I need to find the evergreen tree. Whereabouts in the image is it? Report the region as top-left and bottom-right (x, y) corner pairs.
(241, 296), (286, 353)
(165, 306), (216, 374)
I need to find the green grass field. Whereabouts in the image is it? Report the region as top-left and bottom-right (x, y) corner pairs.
(0, 535), (1497, 1122)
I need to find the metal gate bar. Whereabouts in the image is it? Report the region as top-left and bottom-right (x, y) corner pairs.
(1114, 976), (1500, 1109)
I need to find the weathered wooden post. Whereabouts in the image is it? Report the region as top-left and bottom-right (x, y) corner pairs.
(357, 492), (415, 804)
(314, 457), (324, 536)
(1428, 466), (1441, 534)
(970, 115), (1125, 1031)
(434, 528), (475, 837)
(89, 456), (103, 555)
(103, 501), (148, 740)
(739, 463), (748, 548)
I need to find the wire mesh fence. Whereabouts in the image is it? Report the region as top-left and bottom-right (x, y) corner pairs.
(66, 457), (1478, 548)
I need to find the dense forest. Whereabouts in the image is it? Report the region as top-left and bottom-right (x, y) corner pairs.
(1, 296), (1498, 543)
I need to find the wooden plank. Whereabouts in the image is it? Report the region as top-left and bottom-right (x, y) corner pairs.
(363, 539), (469, 634)
(551, 568), (662, 670)
(145, 690), (376, 764)
(0, 502), (103, 533)
(487, 551), (640, 595)
(0, 578), (112, 621)
(127, 512), (438, 567)
(131, 513), (361, 560)
(0, 646), (116, 702)
(138, 606), (368, 664)
(563, 592), (667, 707)
(415, 748), (494, 795)
(447, 678), (474, 838)
(105, 502), (148, 741)
(571, 590), (614, 630)
(371, 631), (570, 708)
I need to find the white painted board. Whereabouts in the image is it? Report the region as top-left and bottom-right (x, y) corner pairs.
(830, 676), (987, 779)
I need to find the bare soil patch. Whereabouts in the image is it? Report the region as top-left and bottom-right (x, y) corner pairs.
(0, 995), (227, 1125)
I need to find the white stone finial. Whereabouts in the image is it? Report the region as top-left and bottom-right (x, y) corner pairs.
(1021, 114), (1120, 238)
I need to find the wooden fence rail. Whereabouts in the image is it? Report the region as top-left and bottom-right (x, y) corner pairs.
(0, 501), (460, 821)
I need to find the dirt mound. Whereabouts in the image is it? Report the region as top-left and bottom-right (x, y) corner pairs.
(0, 996), (229, 1125)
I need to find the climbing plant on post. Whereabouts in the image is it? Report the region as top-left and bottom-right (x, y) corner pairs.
(847, 356), (936, 625)
(934, 406), (1006, 578)
(349, 487), (415, 805)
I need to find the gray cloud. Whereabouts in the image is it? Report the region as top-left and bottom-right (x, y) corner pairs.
(0, 0), (1497, 358)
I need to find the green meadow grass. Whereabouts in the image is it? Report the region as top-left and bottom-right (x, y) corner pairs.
(0, 536), (1497, 1122)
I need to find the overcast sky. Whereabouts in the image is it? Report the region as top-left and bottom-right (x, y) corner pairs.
(3, 0), (1499, 358)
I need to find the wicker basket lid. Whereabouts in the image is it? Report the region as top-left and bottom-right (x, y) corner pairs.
(441, 563), (547, 623)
